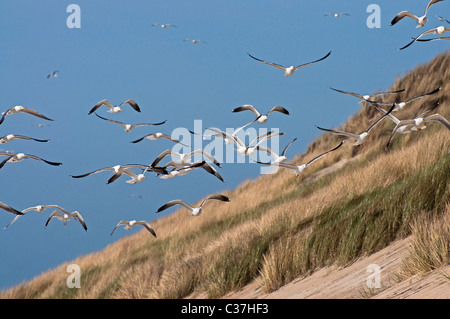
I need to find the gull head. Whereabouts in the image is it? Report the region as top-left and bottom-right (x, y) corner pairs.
(436, 26), (446, 35)
(285, 66), (295, 76)
(417, 16), (427, 27)
(109, 106), (122, 113)
(191, 207), (202, 216)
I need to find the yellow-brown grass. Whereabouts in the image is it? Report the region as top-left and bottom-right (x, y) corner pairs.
(1, 51), (449, 299)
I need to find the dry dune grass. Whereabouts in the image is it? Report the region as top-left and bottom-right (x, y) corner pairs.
(1, 51), (449, 299)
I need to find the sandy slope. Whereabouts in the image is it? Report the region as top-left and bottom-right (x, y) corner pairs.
(222, 238), (449, 299)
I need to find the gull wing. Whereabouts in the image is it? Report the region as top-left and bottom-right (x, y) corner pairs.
(366, 104), (395, 133)
(306, 140), (344, 166)
(200, 194), (230, 207)
(156, 200), (194, 213)
(390, 11), (420, 26)
(294, 51), (331, 71)
(232, 105), (261, 117)
(71, 211), (88, 231)
(424, 114), (450, 130)
(267, 106), (290, 116)
(22, 154), (62, 166)
(315, 125), (360, 140)
(0, 201), (24, 215)
(89, 99), (115, 114)
(424, 0), (444, 16)
(94, 112), (126, 128)
(70, 167), (115, 178)
(120, 99), (141, 112)
(135, 221), (157, 238)
(44, 210), (64, 228)
(110, 220), (129, 236)
(281, 138), (297, 156)
(247, 53), (287, 71)
(385, 119), (417, 150)
(399, 28), (445, 50)
(20, 108), (53, 121)
(330, 87), (364, 99)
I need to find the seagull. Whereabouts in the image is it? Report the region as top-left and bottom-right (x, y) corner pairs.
(366, 87), (441, 111)
(206, 128), (284, 156)
(437, 15), (450, 23)
(0, 106), (53, 126)
(94, 113), (166, 132)
(324, 13), (350, 18)
(70, 164), (166, 184)
(88, 99), (141, 115)
(247, 51), (332, 77)
(4, 204), (69, 229)
(152, 23), (177, 28)
(0, 152), (62, 170)
(151, 149), (221, 168)
(161, 160), (224, 182)
(232, 105), (290, 124)
(131, 132), (189, 146)
(184, 38), (207, 44)
(0, 134), (49, 144)
(110, 220), (157, 237)
(0, 201), (24, 215)
(385, 102), (450, 150)
(156, 194), (230, 216)
(256, 140), (344, 175)
(256, 137), (297, 165)
(329, 87), (407, 102)
(315, 105), (395, 146)
(45, 210), (88, 231)
(47, 71), (59, 79)
(390, 0), (444, 27)
(399, 26), (450, 49)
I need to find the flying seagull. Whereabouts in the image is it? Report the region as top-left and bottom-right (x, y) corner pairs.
(399, 26), (450, 49)
(324, 13), (350, 18)
(131, 132), (189, 146)
(111, 220), (157, 237)
(315, 105), (395, 146)
(256, 140), (344, 175)
(373, 105), (415, 135)
(206, 128), (284, 156)
(183, 38), (207, 44)
(247, 51), (332, 77)
(156, 194), (230, 216)
(436, 15), (450, 23)
(152, 23), (177, 29)
(390, 0), (444, 27)
(366, 87), (441, 111)
(88, 99), (141, 115)
(0, 152), (62, 170)
(0, 134), (49, 144)
(4, 204), (70, 229)
(0, 106), (53, 126)
(94, 113), (166, 132)
(385, 102), (450, 150)
(0, 201), (24, 216)
(45, 210), (88, 232)
(329, 87), (407, 102)
(256, 137), (297, 165)
(232, 105), (290, 124)
(47, 71), (59, 79)
(151, 149), (221, 168)
(70, 164), (166, 184)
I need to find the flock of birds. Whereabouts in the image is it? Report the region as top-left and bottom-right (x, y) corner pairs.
(1, 2), (449, 240)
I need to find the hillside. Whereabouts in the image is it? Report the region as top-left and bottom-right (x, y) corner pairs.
(1, 51), (449, 299)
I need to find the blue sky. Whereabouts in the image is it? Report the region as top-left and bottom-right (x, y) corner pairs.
(0, 0), (448, 291)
